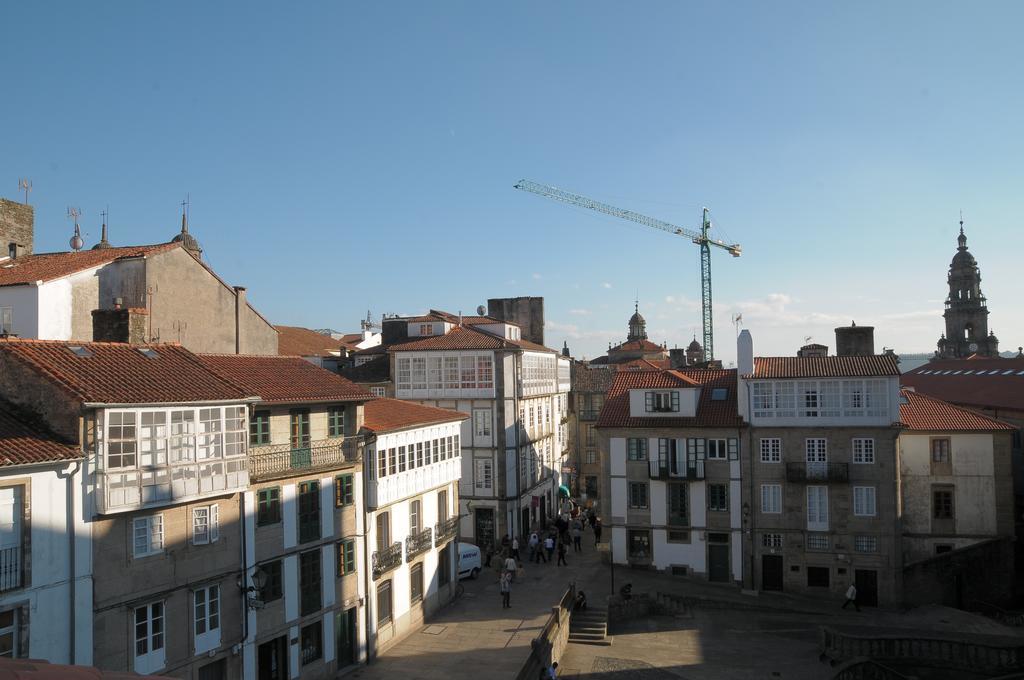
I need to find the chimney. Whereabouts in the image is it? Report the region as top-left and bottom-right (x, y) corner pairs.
(835, 322), (875, 356)
(234, 286), (247, 354)
(92, 307), (148, 344)
(737, 329), (754, 376)
(0, 198), (34, 258)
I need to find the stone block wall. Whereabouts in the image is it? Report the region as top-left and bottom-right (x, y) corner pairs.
(0, 198), (34, 257)
(91, 308), (149, 344)
(903, 536), (1015, 608)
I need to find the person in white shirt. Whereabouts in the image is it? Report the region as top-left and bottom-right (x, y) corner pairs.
(842, 583), (860, 611)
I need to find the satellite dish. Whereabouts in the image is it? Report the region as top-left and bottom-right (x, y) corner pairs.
(476, 305), (486, 316)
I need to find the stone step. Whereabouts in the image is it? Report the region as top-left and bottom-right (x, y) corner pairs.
(572, 613), (607, 623)
(568, 631), (606, 640)
(570, 621), (606, 631)
(568, 635), (613, 646)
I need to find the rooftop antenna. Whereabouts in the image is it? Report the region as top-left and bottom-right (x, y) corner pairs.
(17, 178), (32, 205)
(731, 313), (743, 338)
(804, 335), (812, 345)
(67, 207), (84, 251)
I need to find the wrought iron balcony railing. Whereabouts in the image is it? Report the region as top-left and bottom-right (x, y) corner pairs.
(786, 462), (849, 483)
(0, 546), (21, 592)
(372, 541), (403, 580)
(406, 527), (433, 561)
(435, 516), (459, 545)
(648, 456), (704, 481)
(579, 409), (600, 422)
(250, 436), (364, 481)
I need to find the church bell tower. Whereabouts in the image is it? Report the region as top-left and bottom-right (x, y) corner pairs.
(937, 219), (999, 358)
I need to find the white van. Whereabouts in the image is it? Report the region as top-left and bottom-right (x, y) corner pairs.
(457, 542), (481, 580)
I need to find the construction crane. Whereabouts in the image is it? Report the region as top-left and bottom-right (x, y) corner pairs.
(513, 179), (741, 363)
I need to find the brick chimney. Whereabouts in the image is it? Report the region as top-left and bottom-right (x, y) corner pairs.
(92, 302), (149, 344)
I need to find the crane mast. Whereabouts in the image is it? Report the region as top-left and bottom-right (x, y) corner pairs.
(513, 180), (740, 362)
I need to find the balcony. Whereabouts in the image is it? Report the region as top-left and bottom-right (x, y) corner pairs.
(97, 458), (248, 514)
(435, 516), (459, 545)
(250, 436), (364, 482)
(786, 462), (849, 483)
(648, 456), (704, 481)
(372, 542), (403, 580)
(406, 527), (433, 561)
(366, 454), (460, 510)
(579, 409), (600, 422)
(0, 546), (21, 592)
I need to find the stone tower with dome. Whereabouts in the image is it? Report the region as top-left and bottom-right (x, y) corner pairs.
(936, 220), (999, 358)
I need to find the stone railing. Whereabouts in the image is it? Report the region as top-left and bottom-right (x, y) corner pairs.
(435, 516), (459, 545)
(830, 657), (912, 680)
(249, 436), (363, 481)
(820, 626), (1024, 675)
(406, 527), (433, 561)
(515, 585), (575, 680)
(372, 541), (403, 580)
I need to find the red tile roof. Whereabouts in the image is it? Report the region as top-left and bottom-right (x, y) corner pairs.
(390, 325), (558, 354)
(275, 325), (349, 358)
(899, 389), (1016, 431)
(611, 339), (666, 353)
(751, 355), (900, 378)
(0, 243), (178, 287)
(597, 368), (741, 429)
(0, 400), (80, 467)
(901, 357), (1024, 413)
(197, 354), (373, 404)
(616, 358), (672, 371)
(570, 363), (616, 393)
(362, 398), (467, 433)
(0, 339), (252, 404)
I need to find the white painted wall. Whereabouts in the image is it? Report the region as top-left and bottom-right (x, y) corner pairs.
(627, 388), (699, 418)
(0, 285), (39, 338)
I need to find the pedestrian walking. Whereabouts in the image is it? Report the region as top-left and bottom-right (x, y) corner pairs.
(593, 518), (603, 545)
(544, 535), (555, 563)
(557, 541), (568, 566)
(512, 536), (520, 561)
(528, 532), (539, 562)
(543, 661), (558, 679)
(571, 521), (582, 552)
(500, 571), (512, 609)
(504, 554), (517, 580)
(842, 583), (860, 611)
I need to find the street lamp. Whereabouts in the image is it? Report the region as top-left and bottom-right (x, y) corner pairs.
(240, 567), (268, 610)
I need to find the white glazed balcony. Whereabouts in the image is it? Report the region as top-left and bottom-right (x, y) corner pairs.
(96, 458), (249, 514)
(366, 456), (460, 510)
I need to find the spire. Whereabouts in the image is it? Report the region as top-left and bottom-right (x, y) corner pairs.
(92, 208), (112, 249)
(171, 195), (203, 258)
(958, 212), (968, 250)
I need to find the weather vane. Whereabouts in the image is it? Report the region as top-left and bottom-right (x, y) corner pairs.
(18, 178), (32, 205)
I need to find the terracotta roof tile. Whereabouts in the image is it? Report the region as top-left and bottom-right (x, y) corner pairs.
(570, 363), (616, 393)
(752, 355), (900, 378)
(0, 243), (179, 287)
(901, 357), (1024, 413)
(616, 358), (672, 371)
(362, 398), (467, 433)
(0, 400), (80, 468)
(390, 325), (559, 354)
(197, 354), (373, 404)
(611, 339), (666, 353)
(0, 339), (251, 404)
(275, 326), (349, 358)
(899, 389), (1015, 431)
(597, 369), (741, 429)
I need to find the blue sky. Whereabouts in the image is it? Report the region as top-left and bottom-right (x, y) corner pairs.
(3, 2), (1022, 364)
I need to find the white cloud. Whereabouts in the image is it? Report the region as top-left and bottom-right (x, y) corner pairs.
(569, 308), (591, 316)
(601, 282), (612, 289)
(532, 273), (543, 280)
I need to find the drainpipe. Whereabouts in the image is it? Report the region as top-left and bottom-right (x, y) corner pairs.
(746, 389), (757, 592)
(234, 286), (247, 354)
(58, 459), (82, 663)
(512, 351), (523, 539)
(362, 435), (374, 665)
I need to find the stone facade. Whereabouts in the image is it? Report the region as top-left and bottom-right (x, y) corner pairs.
(487, 296), (545, 346)
(91, 307), (149, 344)
(0, 198), (33, 258)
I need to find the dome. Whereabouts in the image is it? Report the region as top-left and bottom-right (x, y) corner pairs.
(951, 248), (976, 268)
(171, 213), (203, 258)
(687, 338), (702, 351)
(628, 310), (645, 326)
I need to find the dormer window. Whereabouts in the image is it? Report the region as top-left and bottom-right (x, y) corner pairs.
(645, 391), (679, 413)
(420, 324), (433, 335)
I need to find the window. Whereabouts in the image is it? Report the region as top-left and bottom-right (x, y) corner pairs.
(419, 323), (433, 335)
(474, 459), (493, 491)
(298, 481), (321, 544)
(627, 438), (647, 461)
(397, 357), (411, 389)
(412, 357), (427, 390)
(473, 409), (490, 437)
(711, 387), (728, 401)
(853, 486), (876, 517)
(192, 505), (220, 545)
(300, 549), (322, 616)
(439, 543), (451, 586)
(198, 408), (223, 460)
(300, 621), (322, 666)
(428, 357), (442, 389)
(438, 488), (449, 522)
(667, 483), (688, 525)
(290, 410), (310, 451)
(645, 391), (679, 413)
(584, 476), (598, 498)
(193, 585), (220, 653)
(707, 439), (727, 460)
(328, 407), (345, 438)
(169, 410), (195, 463)
(108, 411), (137, 469)
(806, 486), (829, 531)
(139, 411), (167, 469)
(257, 488), (281, 526)
(134, 602), (165, 673)
(707, 484), (728, 512)
(398, 446), (407, 473)
(259, 560), (283, 601)
(627, 530), (651, 560)
(628, 482), (648, 509)
(852, 438), (875, 464)
(377, 448), (388, 479)
(376, 512), (390, 552)
(584, 424), (595, 447)
(250, 411), (271, 446)
(802, 385), (820, 417)
(807, 566), (830, 588)
(805, 438), (827, 462)
(409, 500), (421, 534)
(761, 484), (782, 514)
(931, 438), (951, 473)
(762, 533), (783, 548)
(933, 487), (954, 520)
(585, 450), (596, 465)
(854, 536), (877, 553)
(0, 609), (19, 658)
(460, 356), (476, 389)
(377, 580), (393, 625)
(444, 356), (459, 389)
(760, 438), (781, 463)
(335, 475), (354, 507)
(370, 386), (387, 398)
(224, 406), (246, 457)
(133, 515), (164, 558)
(477, 355), (494, 389)
(806, 533), (830, 550)
(337, 540), (356, 576)
(0, 308), (10, 336)
(410, 563), (424, 603)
